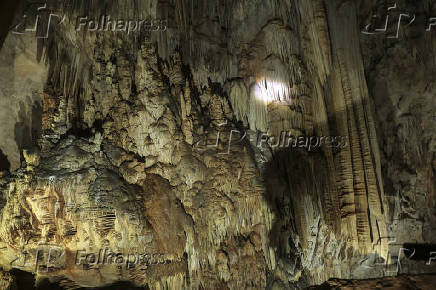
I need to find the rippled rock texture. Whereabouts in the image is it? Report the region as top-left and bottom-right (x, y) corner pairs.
(0, 0), (434, 289)
(309, 274), (436, 289)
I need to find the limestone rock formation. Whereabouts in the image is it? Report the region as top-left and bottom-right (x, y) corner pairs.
(309, 274), (436, 289)
(0, 0), (434, 289)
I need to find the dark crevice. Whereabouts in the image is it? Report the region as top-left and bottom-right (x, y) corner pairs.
(0, 149), (11, 172)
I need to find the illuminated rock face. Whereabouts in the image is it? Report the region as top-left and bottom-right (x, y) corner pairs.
(0, 0), (434, 289)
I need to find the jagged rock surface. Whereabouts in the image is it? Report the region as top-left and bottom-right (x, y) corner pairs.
(0, 0), (434, 289)
(309, 274), (436, 289)
(360, 0), (436, 275)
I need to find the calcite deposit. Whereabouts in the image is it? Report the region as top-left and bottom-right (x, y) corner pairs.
(0, 0), (434, 289)
(309, 274), (436, 289)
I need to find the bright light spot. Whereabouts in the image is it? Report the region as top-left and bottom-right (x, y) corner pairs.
(253, 79), (290, 104)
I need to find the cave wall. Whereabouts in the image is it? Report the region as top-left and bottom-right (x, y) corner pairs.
(360, 0), (436, 273)
(0, 0), (434, 289)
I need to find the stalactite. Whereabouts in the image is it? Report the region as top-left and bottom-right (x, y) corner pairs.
(0, 0), (410, 288)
